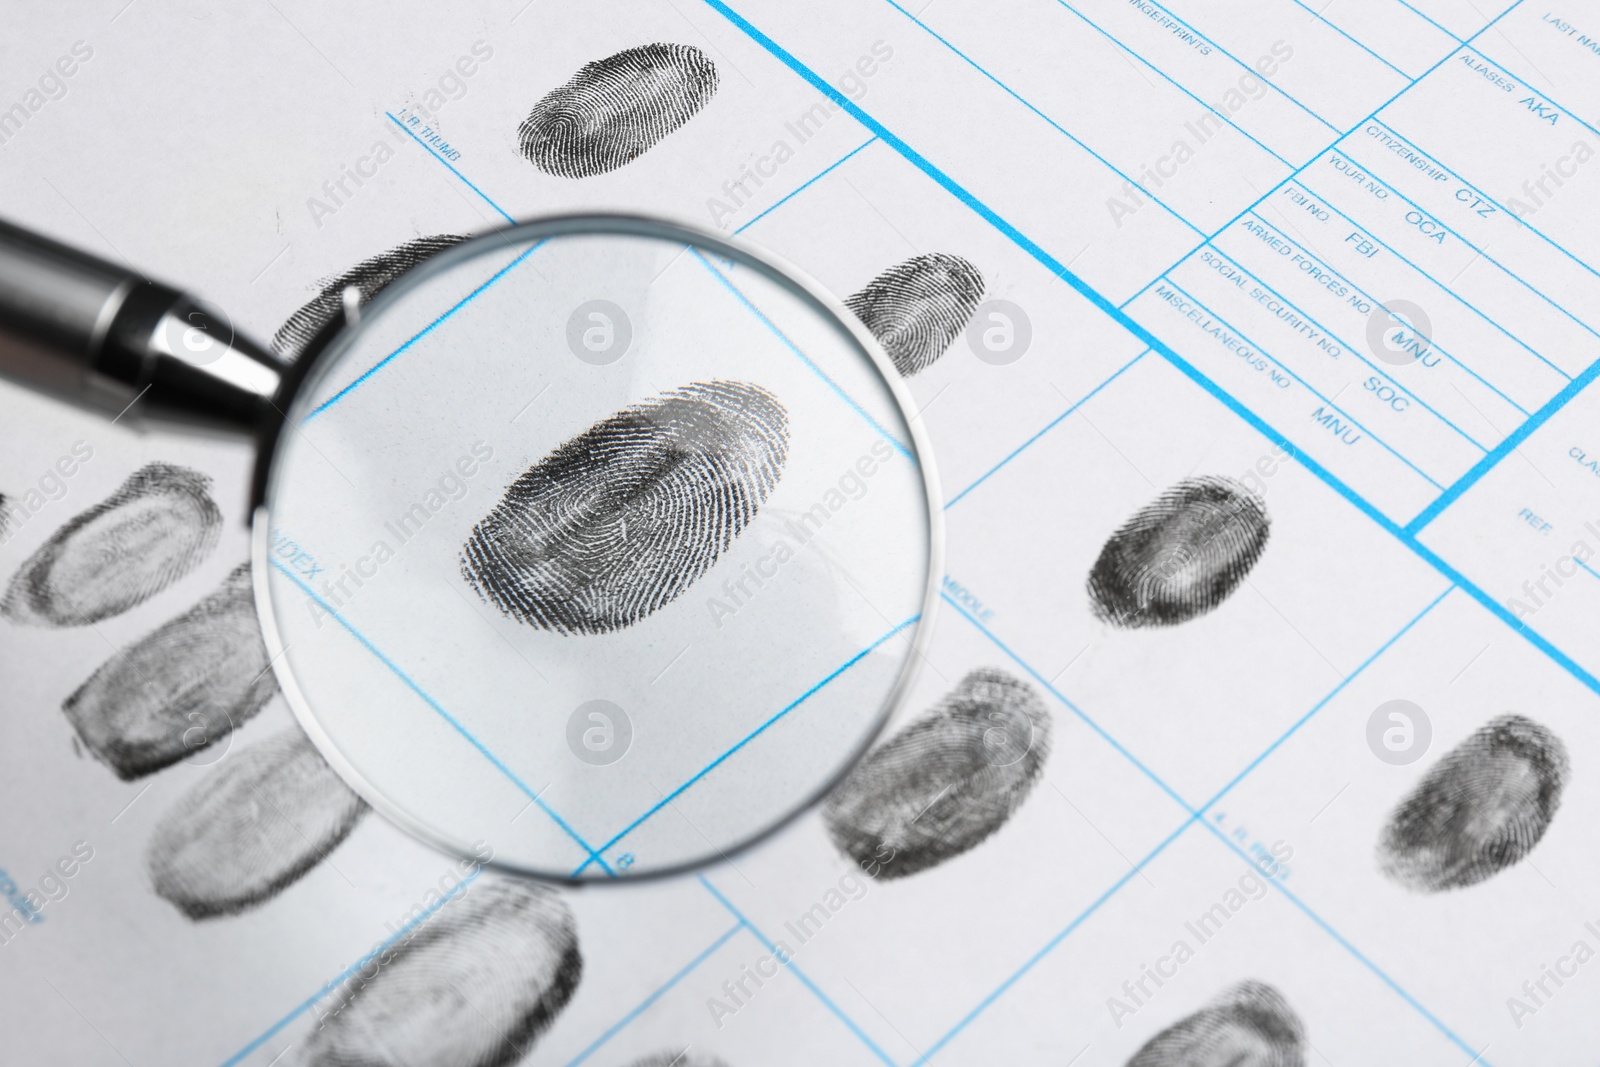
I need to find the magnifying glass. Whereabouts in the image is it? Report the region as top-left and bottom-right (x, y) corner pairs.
(0, 214), (941, 881)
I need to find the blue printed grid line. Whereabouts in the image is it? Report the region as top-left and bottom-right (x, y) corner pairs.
(1198, 583), (1455, 802)
(248, 317), (1505, 1067)
(693, 0), (1600, 711)
(1305, 150), (1600, 342)
(1145, 310), (1600, 700)
(1123, 190), (1564, 415)
(213, 0), (1581, 1058)
(911, 815), (1196, 1064)
(1463, 43), (1600, 149)
(217, 869), (481, 1067)
(305, 242), (544, 419)
(721, 0), (1600, 677)
(945, 349), (1149, 509)
(1361, 117), (1600, 291)
(1123, 207), (1533, 418)
(1108, 0), (1340, 131)
(387, 111), (515, 223)
(515, 0), (1574, 1062)
(736, 136), (879, 234)
(1155, 276), (1448, 489)
(263, 550), (1464, 1067)
(1388, 0), (1466, 41)
(1133, 172), (1574, 386)
(555, 587), (1465, 1066)
(355, 105), (941, 877)
(1405, 351), (1600, 533)
(881, 0), (1208, 240)
(1124, 6), (1523, 311)
(552, 881), (905, 1067)
(687, 246), (915, 459)
(698, 0), (1250, 361)
(1581, 559), (1600, 585)
(569, 615), (920, 877)
(1233, 210), (1531, 416)
(933, 600), (1190, 815)
(1196, 810), (1490, 1057)
(1051, 0), (1297, 168)
(368, 124), (915, 458)
(910, 586), (1456, 1062)
(915, 262), (1596, 702)
(1280, 0), (1414, 78)
(1412, 537), (1600, 697)
(1270, 178), (1575, 378)
(939, 590), (1494, 1063)
(269, 559), (614, 876)
(699, 875), (902, 1067)
(1136, 278), (1600, 699)
(560, 921), (745, 1067)
(1189, 244), (1493, 452)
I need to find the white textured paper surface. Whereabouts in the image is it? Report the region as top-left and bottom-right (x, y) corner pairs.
(3, 0), (1600, 1063)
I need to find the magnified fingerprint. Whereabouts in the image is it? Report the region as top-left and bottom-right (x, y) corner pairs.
(461, 380), (788, 634)
(2, 463), (221, 627)
(63, 564), (275, 780)
(271, 234), (467, 359)
(518, 44), (719, 178)
(1127, 980), (1305, 1067)
(843, 254), (985, 376)
(823, 668), (1050, 880)
(304, 878), (581, 1067)
(1378, 714), (1568, 893)
(146, 729), (367, 919)
(1088, 476), (1269, 629)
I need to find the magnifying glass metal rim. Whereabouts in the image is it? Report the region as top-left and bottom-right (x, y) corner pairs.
(249, 210), (946, 884)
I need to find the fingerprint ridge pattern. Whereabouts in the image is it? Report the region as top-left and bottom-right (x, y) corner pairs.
(844, 253), (985, 376)
(272, 234), (467, 360)
(461, 380), (789, 634)
(1127, 979), (1307, 1067)
(146, 729), (368, 920)
(518, 43), (719, 178)
(303, 878), (582, 1067)
(1088, 475), (1270, 628)
(824, 666), (1051, 879)
(1, 462), (221, 627)
(63, 563), (276, 780)
(1379, 713), (1569, 893)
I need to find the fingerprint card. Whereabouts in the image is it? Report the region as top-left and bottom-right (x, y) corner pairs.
(3, 0), (1600, 1064)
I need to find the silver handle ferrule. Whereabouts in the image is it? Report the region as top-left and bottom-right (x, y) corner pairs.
(0, 216), (285, 435)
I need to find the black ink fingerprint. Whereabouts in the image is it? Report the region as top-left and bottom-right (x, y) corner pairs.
(1088, 476), (1270, 629)
(518, 43), (719, 178)
(0, 493), (12, 537)
(303, 878), (581, 1067)
(1378, 714), (1568, 893)
(146, 728), (367, 919)
(823, 668), (1050, 880)
(843, 254), (985, 376)
(1127, 980), (1306, 1067)
(462, 380), (788, 635)
(1, 463), (221, 628)
(63, 564), (275, 780)
(272, 235), (467, 360)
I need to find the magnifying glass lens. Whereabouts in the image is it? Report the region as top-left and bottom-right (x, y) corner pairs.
(258, 221), (937, 881)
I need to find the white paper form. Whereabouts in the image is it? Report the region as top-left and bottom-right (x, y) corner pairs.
(715, 0), (1600, 676)
(4, 0), (1600, 1064)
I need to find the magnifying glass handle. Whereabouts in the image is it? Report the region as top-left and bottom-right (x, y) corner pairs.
(0, 216), (285, 436)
